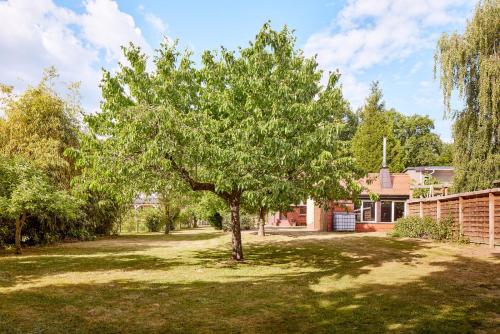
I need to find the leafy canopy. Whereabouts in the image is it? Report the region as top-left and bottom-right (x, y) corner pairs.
(352, 82), (451, 174)
(435, 0), (499, 191)
(0, 67), (80, 189)
(82, 23), (361, 259)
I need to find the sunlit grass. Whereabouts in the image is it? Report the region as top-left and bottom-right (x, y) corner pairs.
(1, 227), (498, 333)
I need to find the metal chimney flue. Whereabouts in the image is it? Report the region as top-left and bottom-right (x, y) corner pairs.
(382, 137), (387, 168)
(380, 137), (392, 188)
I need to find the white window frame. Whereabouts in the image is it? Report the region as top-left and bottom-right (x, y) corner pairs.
(392, 201), (405, 222)
(361, 201), (376, 223)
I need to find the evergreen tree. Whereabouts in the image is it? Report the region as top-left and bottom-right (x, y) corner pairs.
(352, 82), (402, 174)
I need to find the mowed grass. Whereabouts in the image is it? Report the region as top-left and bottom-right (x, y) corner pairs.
(0, 228), (499, 334)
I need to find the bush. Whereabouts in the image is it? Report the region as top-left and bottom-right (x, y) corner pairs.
(392, 216), (461, 241)
(145, 210), (164, 232)
(208, 212), (223, 230)
(222, 213), (257, 231)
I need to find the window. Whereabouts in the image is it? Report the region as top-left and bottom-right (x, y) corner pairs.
(381, 201), (392, 222)
(299, 206), (306, 215)
(354, 202), (361, 223)
(394, 202), (405, 221)
(362, 201), (375, 222)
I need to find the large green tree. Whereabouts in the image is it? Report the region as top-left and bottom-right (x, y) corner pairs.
(435, 0), (499, 191)
(390, 112), (452, 167)
(83, 24), (359, 260)
(352, 82), (403, 173)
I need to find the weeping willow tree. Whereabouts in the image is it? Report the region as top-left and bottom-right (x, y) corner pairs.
(434, 0), (499, 192)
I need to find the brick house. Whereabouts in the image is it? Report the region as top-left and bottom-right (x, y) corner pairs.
(306, 168), (412, 232)
(306, 138), (412, 232)
(268, 138), (453, 232)
(269, 204), (307, 226)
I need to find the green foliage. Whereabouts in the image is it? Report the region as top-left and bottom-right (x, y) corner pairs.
(352, 82), (451, 174)
(145, 209), (165, 232)
(0, 67), (80, 189)
(435, 0), (500, 191)
(82, 23), (361, 259)
(0, 70), (124, 249)
(207, 212), (223, 230)
(392, 216), (461, 241)
(0, 158), (80, 248)
(411, 175), (440, 198)
(222, 213), (256, 231)
(352, 82), (401, 173)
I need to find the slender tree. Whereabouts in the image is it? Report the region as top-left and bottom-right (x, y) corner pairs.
(434, 0), (499, 191)
(83, 24), (359, 261)
(352, 82), (403, 173)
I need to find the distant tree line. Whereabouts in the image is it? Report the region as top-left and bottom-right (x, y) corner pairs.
(0, 69), (125, 254)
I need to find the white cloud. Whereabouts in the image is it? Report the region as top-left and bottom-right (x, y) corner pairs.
(138, 6), (167, 34)
(304, 0), (474, 108)
(0, 0), (151, 112)
(82, 0), (150, 61)
(144, 13), (167, 34)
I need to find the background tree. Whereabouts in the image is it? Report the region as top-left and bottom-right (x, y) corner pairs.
(435, 0), (499, 192)
(390, 113), (452, 167)
(83, 24), (360, 261)
(0, 68), (80, 189)
(353, 82), (452, 174)
(0, 159), (79, 254)
(352, 82), (403, 173)
(0, 70), (125, 250)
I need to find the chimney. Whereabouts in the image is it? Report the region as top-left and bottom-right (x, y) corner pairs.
(379, 137), (392, 189)
(382, 137), (387, 167)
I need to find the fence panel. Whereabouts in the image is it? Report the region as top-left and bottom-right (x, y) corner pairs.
(407, 189), (499, 246)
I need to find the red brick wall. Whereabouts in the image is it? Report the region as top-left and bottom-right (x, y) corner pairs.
(283, 206), (307, 226)
(326, 201), (355, 231)
(356, 223), (394, 232)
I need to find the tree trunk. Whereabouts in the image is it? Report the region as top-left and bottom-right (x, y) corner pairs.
(164, 204), (170, 234)
(229, 197), (244, 261)
(15, 214), (26, 255)
(258, 207), (266, 237)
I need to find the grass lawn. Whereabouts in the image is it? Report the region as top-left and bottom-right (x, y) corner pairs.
(0, 227), (499, 333)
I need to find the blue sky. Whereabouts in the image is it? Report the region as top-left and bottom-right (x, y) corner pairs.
(0, 0), (477, 141)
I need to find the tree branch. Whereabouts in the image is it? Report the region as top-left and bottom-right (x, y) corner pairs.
(165, 154), (216, 192)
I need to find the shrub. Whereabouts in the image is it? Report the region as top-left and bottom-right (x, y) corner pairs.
(208, 212), (223, 230)
(240, 214), (257, 230)
(145, 210), (164, 232)
(222, 213), (256, 231)
(392, 216), (461, 241)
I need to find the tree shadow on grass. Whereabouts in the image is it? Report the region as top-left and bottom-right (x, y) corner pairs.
(0, 255), (498, 333)
(0, 229), (224, 257)
(196, 236), (427, 278)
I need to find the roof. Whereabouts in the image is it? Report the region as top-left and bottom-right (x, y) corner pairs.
(403, 166), (454, 172)
(360, 172), (412, 196)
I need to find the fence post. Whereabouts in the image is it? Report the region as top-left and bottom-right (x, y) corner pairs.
(458, 196), (464, 236)
(489, 193), (495, 248)
(419, 201), (423, 218)
(436, 200), (441, 221)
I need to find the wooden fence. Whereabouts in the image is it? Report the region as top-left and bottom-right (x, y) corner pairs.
(406, 188), (500, 247)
